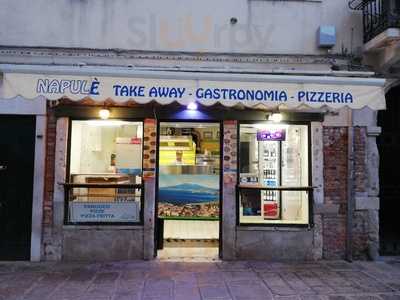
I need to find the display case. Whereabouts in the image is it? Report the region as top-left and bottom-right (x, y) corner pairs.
(159, 136), (196, 165)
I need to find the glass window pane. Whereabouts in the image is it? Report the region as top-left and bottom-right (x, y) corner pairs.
(68, 120), (143, 223)
(239, 123), (310, 225)
(281, 125), (309, 187)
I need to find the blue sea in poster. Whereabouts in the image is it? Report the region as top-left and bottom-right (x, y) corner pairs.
(159, 174), (219, 205)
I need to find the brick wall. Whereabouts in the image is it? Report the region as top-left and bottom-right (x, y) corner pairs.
(323, 127), (348, 259)
(41, 103), (57, 259)
(322, 126), (372, 260)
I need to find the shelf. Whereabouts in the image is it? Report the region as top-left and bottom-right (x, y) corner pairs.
(238, 184), (314, 191)
(62, 183), (142, 189)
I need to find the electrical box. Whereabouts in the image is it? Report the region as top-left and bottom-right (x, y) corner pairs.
(318, 25), (336, 48)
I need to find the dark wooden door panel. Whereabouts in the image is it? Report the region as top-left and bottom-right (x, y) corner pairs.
(0, 116), (36, 260)
(378, 85), (400, 255)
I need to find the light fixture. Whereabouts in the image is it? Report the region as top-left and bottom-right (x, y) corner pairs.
(99, 108), (110, 120)
(187, 102), (198, 110)
(268, 113), (283, 123)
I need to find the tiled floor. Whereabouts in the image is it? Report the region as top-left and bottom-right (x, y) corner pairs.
(0, 258), (400, 299)
(157, 240), (219, 260)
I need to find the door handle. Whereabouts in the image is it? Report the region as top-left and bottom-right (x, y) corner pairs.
(0, 165), (7, 171)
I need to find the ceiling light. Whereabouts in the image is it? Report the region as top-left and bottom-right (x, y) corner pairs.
(187, 102), (198, 110)
(99, 108), (110, 120)
(268, 113), (283, 123)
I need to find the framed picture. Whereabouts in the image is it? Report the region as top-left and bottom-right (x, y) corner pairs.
(203, 131), (213, 139)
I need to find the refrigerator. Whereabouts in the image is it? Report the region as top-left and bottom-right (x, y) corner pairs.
(259, 141), (281, 220)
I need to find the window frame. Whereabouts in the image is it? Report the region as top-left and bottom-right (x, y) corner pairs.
(64, 117), (145, 226)
(236, 120), (314, 228)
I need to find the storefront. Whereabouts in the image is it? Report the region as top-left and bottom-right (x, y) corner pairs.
(0, 65), (386, 261)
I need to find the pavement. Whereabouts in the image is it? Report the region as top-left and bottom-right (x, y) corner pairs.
(1, 259), (400, 300)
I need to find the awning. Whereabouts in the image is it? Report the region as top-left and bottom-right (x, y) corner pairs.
(0, 64), (386, 110)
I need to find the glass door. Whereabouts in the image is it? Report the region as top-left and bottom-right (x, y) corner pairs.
(157, 122), (221, 259)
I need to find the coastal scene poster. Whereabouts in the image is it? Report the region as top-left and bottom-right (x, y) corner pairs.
(158, 174), (219, 218)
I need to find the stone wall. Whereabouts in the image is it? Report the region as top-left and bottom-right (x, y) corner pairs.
(353, 127), (369, 259)
(235, 228), (315, 260)
(352, 125), (380, 260)
(321, 123), (380, 261)
(62, 227), (144, 261)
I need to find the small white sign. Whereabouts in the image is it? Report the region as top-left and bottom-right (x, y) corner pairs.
(70, 202), (140, 222)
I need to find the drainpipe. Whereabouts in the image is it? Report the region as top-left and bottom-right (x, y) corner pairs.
(346, 111), (354, 262)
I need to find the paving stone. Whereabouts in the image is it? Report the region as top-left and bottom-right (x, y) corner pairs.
(0, 273), (15, 283)
(310, 285), (335, 294)
(172, 272), (197, 286)
(379, 295), (400, 300)
(0, 264), (15, 273)
(143, 296), (173, 300)
(347, 296), (382, 300)
(78, 297), (112, 300)
(325, 262), (359, 271)
(279, 272), (314, 294)
(222, 271), (259, 282)
(295, 271), (326, 287)
(68, 271), (97, 282)
(388, 284), (400, 292)
(327, 296), (348, 300)
(116, 279), (144, 292)
(143, 278), (173, 298)
(0, 260), (400, 300)
(273, 296), (300, 300)
(260, 272), (296, 296)
(112, 290), (142, 300)
(338, 271), (394, 293)
(145, 278), (174, 290)
(93, 272), (120, 284)
(174, 286), (201, 300)
(228, 282), (273, 300)
(216, 262), (251, 271)
(299, 295), (325, 300)
(197, 272), (225, 285)
(226, 279), (265, 287)
(314, 270), (363, 293)
(120, 270), (148, 281)
(199, 285), (232, 299)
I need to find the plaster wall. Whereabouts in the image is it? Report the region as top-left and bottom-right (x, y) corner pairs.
(0, 0), (362, 55)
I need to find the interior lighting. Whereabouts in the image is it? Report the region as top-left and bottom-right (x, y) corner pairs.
(99, 108), (110, 120)
(268, 113), (283, 123)
(187, 102), (198, 110)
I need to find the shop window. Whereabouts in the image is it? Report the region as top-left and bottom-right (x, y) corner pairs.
(238, 123), (311, 225)
(66, 120), (143, 224)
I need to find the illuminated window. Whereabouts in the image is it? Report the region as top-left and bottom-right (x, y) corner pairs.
(66, 120), (143, 224)
(238, 123), (311, 225)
